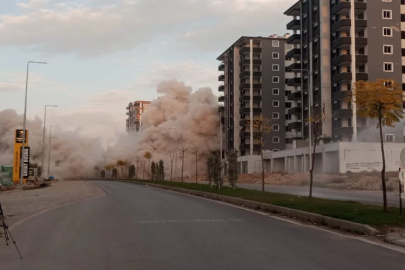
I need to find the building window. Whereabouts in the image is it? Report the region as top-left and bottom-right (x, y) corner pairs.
(272, 88), (279, 95)
(272, 40), (279, 47)
(401, 14), (405, 22)
(272, 64), (280, 71)
(286, 102), (292, 108)
(383, 27), (392, 37)
(272, 52), (279, 59)
(273, 137), (280, 143)
(285, 90), (291, 96)
(272, 76), (280, 83)
(385, 134), (395, 142)
(272, 112), (279, 119)
(273, 100), (279, 107)
(383, 45), (393, 54)
(382, 10), (392, 19)
(384, 62), (394, 72)
(272, 124), (280, 131)
(285, 114), (292, 120)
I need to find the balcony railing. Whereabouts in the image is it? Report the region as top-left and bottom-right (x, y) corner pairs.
(288, 107), (302, 115)
(332, 37), (367, 49)
(332, 72), (368, 83)
(218, 85), (225, 91)
(287, 91), (301, 101)
(240, 47), (262, 55)
(332, 54), (368, 66)
(239, 95), (262, 102)
(218, 63), (225, 71)
(286, 48), (301, 59)
(239, 59), (262, 66)
(286, 77), (302, 86)
(218, 96), (225, 102)
(239, 83), (262, 90)
(240, 108), (262, 114)
(239, 71), (262, 78)
(218, 74), (225, 81)
(287, 19), (301, 30)
(331, 1), (367, 15)
(287, 34), (301, 44)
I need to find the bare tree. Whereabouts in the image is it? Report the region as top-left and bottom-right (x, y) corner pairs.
(247, 115), (272, 193)
(227, 150), (238, 190)
(144, 151), (152, 180)
(135, 158), (140, 179)
(190, 146), (199, 184)
(178, 145), (188, 183)
(168, 151), (175, 181)
(307, 104), (327, 200)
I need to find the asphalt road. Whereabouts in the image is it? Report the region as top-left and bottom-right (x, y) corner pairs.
(234, 183), (399, 206)
(0, 181), (403, 270)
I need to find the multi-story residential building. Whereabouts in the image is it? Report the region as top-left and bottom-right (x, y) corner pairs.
(217, 35), (292, 157)
(126, 101), (151, 133)
(285, 0), (405, 143)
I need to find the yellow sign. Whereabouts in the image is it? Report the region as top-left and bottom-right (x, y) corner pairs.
(13, 129), (29, 183)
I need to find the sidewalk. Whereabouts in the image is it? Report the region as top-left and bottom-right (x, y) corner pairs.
(386, 231), (405, 247)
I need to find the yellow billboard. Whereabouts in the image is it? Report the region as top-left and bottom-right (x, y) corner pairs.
(13, 129), (29, 183)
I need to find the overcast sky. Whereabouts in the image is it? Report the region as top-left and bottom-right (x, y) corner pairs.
(0, 0), (294, 144)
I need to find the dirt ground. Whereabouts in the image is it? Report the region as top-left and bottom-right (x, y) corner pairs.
(0, 181), (105, 225)
(178, 171), (401, 192)
(233, 171), (401, 192)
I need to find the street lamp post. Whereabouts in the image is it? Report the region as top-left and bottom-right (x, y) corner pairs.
(169, 128), (178, 180)
(20, 61), (47, 184)
(47, 125), (59, 177)
(41, 105), (57, 178)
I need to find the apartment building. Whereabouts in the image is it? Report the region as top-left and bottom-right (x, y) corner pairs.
(285, 0), (405, 143)
(217, 35), (292, 157)
(126, 101), (151, 133)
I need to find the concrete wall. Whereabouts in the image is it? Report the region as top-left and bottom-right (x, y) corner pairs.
(240, 142), (405, 174)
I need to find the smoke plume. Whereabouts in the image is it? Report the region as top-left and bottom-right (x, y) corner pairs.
(0, 80), (220, 179)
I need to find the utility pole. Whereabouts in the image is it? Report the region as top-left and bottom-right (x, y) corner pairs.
(47, 125), (58, 177)
(41, 105), (57, 178)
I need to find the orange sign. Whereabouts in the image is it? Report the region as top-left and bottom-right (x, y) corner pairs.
(13, 129), (29, 183)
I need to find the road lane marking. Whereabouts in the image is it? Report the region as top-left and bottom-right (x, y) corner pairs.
(139, 218), (242, 224)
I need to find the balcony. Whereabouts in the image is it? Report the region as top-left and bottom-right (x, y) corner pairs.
(239, 143), (261, 151)
(239, 95), (262, 102)
(288, 107), (302, 115)
(331, 19), (367, 32)
(239, 59), (262, 66)
(286, 48), (301, 59)
(240, 47), (262, 55)
(333, 126), (368, 136)
(240, 120), (247, 126)
(239, 83), (262, 90)
(331, 1), (367, 15)
(286, 63), (301, 72)
(126, 112), (129, 115)
(333, 90), (351, 100)
(218, 74), (225, 81)
(287, 91), (301, 101)
(239, 71), (262, 78)
(332, 37), (367, 49)
(332, 108), (352, 118)
(332, 54), (368, 66)
(284, 1), (300, 16)
(218, 106), (225, 113)
(240, 131), (262, 138)
(286, 77), (302, 86)
(287, 34), (301, 44)
(288, 121), (301, 130)
(240, 107), (262, 114)
(332, 72), (368, 83)
(218, 96), (225, 102)
(218, 85), (224, 92)
(218, 63), (225, 71)
(287, 19), (301, 30)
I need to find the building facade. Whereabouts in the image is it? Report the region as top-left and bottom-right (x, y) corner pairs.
(285, 0), (405, 143)
(126, 101), (151, 133)
(217, 35), (293, 157)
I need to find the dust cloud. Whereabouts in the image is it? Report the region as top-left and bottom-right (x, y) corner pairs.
(0, 80), (220, 179)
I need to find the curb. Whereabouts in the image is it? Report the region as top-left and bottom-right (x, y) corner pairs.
(386, 233), (405, 248)
(118, 180), (379, 236)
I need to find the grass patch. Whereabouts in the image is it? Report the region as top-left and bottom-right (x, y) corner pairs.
(133, 180), (405, 228)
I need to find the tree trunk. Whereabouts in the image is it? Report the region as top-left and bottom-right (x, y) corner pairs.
(195, 154), (198, 184)
(309, 138), (317, 200)
(148, 160), (151, 180)
(170, 160), (173, 181)
(181, 154), (184, 183)
(379, 115), (388, 212)
(260, 147), (265, 193)
(136, 162), (139, 179)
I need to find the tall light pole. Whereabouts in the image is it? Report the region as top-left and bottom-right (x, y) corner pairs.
(47, 125), (59, 177)
(41, 105), (57, 178)
(169, 128), (178, 180)
(20, 61), (47, 184)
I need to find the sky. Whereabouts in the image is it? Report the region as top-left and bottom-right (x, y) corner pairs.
(0, 0), (294, 146)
